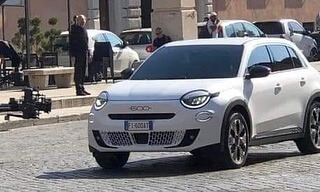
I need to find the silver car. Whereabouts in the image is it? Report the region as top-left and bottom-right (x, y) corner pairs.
(120, 28), (152, 68)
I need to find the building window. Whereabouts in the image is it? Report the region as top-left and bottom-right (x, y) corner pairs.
(303, 22), (315, 32)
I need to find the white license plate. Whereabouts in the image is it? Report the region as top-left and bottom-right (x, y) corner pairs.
(124, 121), (153, 131)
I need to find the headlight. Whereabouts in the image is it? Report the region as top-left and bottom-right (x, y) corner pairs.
(94, 91), (108, 110)
(181, 90), (219, 109)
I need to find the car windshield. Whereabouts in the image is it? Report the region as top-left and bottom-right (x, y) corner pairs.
(119, 32), (151, 45)
(254, 22), (284, 34)
(131, 45), (244, 80)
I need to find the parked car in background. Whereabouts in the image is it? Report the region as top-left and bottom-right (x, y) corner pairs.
(198, 20), (266, 38)
(54, 29), (140, 77)
(120, 28), (152, 68)
(254, 19), (318, 61)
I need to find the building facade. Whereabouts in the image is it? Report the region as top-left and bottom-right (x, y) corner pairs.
(1, 0), (320, 42)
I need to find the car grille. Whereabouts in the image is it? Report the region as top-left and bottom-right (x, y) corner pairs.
(108, 113), (175, 120)
(100, 131), (185, 147)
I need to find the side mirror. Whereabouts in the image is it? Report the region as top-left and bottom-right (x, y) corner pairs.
(303, 30), (311, 36)
(260, 33), (267, 37)
(122, 41), (129, 48)
(246, 65), (271, 79)
(121, 68), (135, 79)
(290, 31), (294, 36)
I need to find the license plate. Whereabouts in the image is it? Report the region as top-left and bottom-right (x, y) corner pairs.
(124, 121), (153, 131)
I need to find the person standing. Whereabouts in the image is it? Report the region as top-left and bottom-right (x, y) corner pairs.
(207, 12), (222, 38)
(152, 27), (172, 50)
(69, 15), (90, 96)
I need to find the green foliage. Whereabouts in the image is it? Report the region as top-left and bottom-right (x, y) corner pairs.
(48, 18), (58, 26)
(11, 17), (61, 54)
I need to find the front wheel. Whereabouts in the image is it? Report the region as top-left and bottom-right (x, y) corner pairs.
(94, 152), (130, 170)
(220, 111), (249, 169)
(295, 101), (320, 154)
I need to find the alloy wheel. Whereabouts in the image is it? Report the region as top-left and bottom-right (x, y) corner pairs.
(310, 106), (320, 148)
(228, 118), (248, 165)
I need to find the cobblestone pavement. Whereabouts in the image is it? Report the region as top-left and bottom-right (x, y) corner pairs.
(0, 121), (320, 192)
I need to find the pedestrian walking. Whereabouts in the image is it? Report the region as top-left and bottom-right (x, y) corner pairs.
(69, 14), (90, 96)
(152, 27), (172, 50)
(207, 12), (222, 38)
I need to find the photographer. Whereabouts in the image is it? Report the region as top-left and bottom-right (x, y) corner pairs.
(207, 12), (222, 38)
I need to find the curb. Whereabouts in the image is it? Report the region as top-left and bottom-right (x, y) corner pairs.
(0, 113), (89, 132)
(51, 96), (95, 109)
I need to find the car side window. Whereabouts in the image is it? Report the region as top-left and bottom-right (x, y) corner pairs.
(92, 33), (107, 42)
(225, 24), (236, 37)
(248, 46), (272, 70)
(268, 45), (294, 72)
(106, 33), (122, 47)
(242, 22), (261, 37)
(287, 47), (303, 68)
(289, 22), (305, 34)
(138, 33), (151, 44)
(233, 23), (246, 37)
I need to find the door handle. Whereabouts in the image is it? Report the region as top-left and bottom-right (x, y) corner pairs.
(274, 83), (282, 95)
(300, 77), (306, 87)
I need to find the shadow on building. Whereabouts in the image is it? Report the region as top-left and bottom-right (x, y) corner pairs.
(284, 0), (305, 8)
(247, 0), (268, 10)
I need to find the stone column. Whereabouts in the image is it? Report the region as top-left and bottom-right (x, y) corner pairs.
(151, 0), (198, 41)
(88, 0), (100, 29)
(195, 0), (212, 22)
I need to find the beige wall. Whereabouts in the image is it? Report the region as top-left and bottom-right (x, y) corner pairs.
(0, 0), (88, 42)
(213, 0), (320, 23)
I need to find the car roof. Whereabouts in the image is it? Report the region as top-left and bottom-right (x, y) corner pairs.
(254, 19), (297, 23)
(165, 38), (293, 47)
(197, 20), (254, 27)
(121, 28), (152, 33)
(60, 29), (114, 36)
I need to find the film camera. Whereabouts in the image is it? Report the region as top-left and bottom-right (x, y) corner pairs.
(0, 87), (52, 120)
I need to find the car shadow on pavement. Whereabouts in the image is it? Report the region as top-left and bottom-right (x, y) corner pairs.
(36, 151), (303, 180)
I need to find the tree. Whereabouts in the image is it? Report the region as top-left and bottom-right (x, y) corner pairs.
(11, 17), (44, 54)
(43, 17), (61, 52)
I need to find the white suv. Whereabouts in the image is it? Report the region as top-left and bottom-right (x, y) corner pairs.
(88, 38), (320, 169)
(254, 19), (318, 61)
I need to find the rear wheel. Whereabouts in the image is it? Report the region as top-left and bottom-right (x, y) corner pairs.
(220, 111), (249, 169)
(94, 152), (130, 170)
(295, 101), (320, 154)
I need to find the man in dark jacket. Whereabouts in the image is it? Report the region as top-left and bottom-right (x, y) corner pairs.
(152, 27), (172, 50)
(69, 15), (90, 96)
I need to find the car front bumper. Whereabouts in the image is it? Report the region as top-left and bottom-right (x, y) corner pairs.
(88, 100), (225, 152)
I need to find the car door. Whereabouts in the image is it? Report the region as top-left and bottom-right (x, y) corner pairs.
(288, 21), (309, 56)
(105, 32), (133, 73)
(287, 46), (313, 128)
(245, 45), (282, 137)
(266, 45), (302, 133)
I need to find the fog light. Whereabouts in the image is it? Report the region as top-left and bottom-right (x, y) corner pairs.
(195, 110), (214, 122)
(89, 113), (94, 124)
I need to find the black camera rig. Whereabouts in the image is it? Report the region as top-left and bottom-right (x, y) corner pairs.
(0, 87), (52, 120)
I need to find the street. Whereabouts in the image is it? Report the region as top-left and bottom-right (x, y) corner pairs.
(0, 121), (320, 192)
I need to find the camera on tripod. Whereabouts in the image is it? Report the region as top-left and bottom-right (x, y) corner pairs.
(0, 87), (52, 120)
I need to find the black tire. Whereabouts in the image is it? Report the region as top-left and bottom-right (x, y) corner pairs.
(94, 152), (130, 170)
(220, 111), (249, 169)
(295, 101), (320, 154)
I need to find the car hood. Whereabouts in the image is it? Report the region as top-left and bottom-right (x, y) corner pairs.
(107, 79), (237, 101)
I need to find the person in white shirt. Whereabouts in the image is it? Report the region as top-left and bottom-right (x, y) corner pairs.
(207, 12), (221, 38)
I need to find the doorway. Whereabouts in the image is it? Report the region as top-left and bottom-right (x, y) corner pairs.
(99, 0), (110, 30)
(141, 0), (152, 28)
